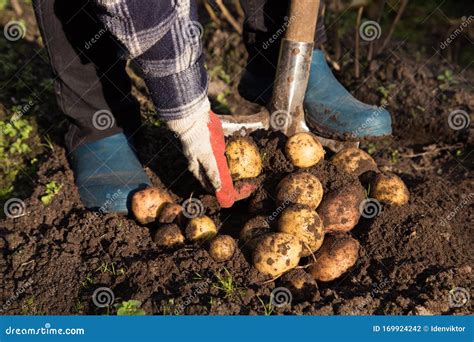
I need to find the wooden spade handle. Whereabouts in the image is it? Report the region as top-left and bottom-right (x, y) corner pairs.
(286, 0), (320, 43)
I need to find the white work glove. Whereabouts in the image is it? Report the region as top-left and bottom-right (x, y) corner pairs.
(167, 100), (221, 191)
(167, 100), (257, 208)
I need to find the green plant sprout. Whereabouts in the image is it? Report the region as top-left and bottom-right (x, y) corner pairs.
(96, 261), (126, 276)
(213, 267), (244, 300)
(40, 181), (63, 205)
(116, 300), (146, 316)
(257, 295), (273, 316)
(41, 135), (54, 151)
(0, 118), (35, 198)
(390, 149), (399, 164)
(437, 69), (456, 90)
(81, 274), (94, 288)
(160, 299), (180, 315)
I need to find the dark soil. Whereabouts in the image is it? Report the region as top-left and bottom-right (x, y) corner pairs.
(1, 8), (473, 316)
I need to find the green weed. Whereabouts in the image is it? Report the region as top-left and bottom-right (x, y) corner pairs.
(257, 295), (273, 316)
(81, 274), (94, 288)
(437, 69), (456, 90)
(389, 149), (399, 164)
(40, 180), (63, 205)
(213, 268), (243, 300)
(0, 118), (35, 198)
(116, 300), (146, 316)
(96, 261), (126, 276)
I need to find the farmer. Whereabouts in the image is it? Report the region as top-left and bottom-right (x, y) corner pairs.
(32, 0), (391, 213)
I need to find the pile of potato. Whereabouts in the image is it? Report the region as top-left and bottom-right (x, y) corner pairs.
(226, 133), (409, 285)
(131, 132), (410, 294)
(130, 186), (232, 258)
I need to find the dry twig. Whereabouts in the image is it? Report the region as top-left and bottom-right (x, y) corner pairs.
(355, 6), (364, 78)
(215, 0), (242, 34)
(367, 0), (386, 61)
(11, 0), (23, 16)
(204, 0), (222, 27)
(377, 0), (408, 54)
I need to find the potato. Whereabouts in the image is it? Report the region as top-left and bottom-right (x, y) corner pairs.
(317, 183), (365, 233)
(252, 233), (302, 277)
(371, 173), (409, 205)
(285, 132), (325, 168)
(276, 172), (323, 209)
(153, 224), (185, 249)
(208, 235), (237, 262)
(331, 147), (378, 176)
(280, 269), (318, 302)
(158, 203), (183, 223)
(277, 205), (324, 257)
(131, 187), (173, 225)
(225, 137), (262, 180)
(309, 235), (360, 282)
(240, 216), (272, 249)
(185, 215), (218, 242)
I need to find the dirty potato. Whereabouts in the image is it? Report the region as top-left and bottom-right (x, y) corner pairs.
(209, 235), (237, 262)
(252, 233), (302, 277)
(185, 215), (218, 242)
(276, 172), (323, 209)
(285, 132), (325, 168)
(131, 187), (173, 225)
(371, 173), (410, 205)
(153, 224), (185, 249)
(277, 205), (324, 256)
(317, 183), (366, 233)
(158, 203), (183, 224)
(225, 137), (262, 180)
(331, 147), (378, 176)
(280, 268), (319, 302)
(309, 235), (360, 282)
(240, 216), (272, 249)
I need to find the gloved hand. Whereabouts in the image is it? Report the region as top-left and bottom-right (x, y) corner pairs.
(167, 101), (255, 208)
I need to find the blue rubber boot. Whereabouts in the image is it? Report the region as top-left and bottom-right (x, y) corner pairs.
(304, 49), (392, 140)
(69, 133), (151, 214)
(238, 49), (392, 139)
